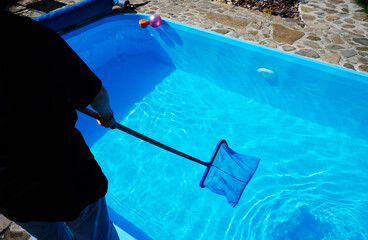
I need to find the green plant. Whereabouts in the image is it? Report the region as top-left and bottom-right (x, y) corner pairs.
(263, 7), (275, 15)
(356, 0), (368, 14)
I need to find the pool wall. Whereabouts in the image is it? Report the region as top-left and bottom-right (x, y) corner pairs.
(64, 14), (368, 142)
(144, 15), (368, 141)
(63, 15), (176, 145)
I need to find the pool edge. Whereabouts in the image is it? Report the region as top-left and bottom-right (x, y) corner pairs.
(63, 12), (368, 83)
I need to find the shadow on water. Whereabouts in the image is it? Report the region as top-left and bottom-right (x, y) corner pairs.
(158, 21), (184, 47)
(76, 57), (175, 146)
(67, 16), (177, 146)
(273, 206), (332, 240)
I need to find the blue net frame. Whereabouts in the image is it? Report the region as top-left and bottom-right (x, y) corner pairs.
(199, 140), (260, 207)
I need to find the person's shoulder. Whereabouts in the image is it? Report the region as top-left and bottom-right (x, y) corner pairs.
(1, 10), (33, 26)
(1, 11), (68, 56)
(1, 11), (56, 39)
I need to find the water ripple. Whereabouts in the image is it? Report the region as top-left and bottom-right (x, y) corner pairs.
(92, 70), (368, 240)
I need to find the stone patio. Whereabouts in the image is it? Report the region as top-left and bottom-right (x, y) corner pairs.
(9, 0), (368, 73)
(1, 0), (368, 239)
(135, 0), (368, 73)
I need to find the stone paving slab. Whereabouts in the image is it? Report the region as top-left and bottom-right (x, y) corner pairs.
(134, 0), (368, 73)
(0, 215), (32, 240)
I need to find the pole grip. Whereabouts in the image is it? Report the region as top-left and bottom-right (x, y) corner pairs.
(80, 108), (101, 119)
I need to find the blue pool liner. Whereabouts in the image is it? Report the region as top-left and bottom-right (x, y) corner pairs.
(34, 0), (115, 32)
(107, 206), (153, 240)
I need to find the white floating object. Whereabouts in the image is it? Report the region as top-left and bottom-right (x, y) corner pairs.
(257, 68), (276, 79)
(257, 68), (278, 86)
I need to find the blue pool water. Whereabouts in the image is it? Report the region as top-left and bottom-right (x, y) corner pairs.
(63, 14), (368, 239)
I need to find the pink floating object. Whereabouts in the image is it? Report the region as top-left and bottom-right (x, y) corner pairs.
(149, 14), (162, 28)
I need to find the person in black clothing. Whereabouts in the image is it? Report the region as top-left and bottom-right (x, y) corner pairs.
(0, 3), (119, 240)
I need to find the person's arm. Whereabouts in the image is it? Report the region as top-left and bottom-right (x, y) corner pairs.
(89, 85), (117, 128)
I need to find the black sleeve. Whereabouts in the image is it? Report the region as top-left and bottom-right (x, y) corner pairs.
(53, 36), (102, 110)
(29, 15), (102, 110)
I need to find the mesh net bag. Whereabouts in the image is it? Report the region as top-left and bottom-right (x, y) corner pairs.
(200, 140), (260, 207)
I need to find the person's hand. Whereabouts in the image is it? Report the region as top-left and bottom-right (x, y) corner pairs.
(97, 110), (117, 129)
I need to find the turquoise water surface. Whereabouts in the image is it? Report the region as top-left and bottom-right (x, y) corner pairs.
(63, 14), (368, 239)
(92, 69), (368, 240)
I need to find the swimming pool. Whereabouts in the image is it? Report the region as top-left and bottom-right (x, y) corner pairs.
(62, 14), (368, 239)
